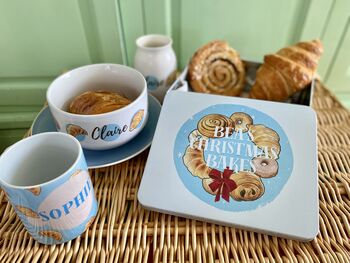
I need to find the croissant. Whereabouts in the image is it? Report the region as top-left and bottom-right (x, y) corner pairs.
(183, 142), (211, 179)
(230, 172), (265, 201)
(188, 40), (245, 96)
(250, 39), (323, 101)
(247, 124), (280, 159)
(69, 91), (131, 115)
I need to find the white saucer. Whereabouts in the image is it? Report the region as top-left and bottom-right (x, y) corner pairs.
(31, 95), (161, 168)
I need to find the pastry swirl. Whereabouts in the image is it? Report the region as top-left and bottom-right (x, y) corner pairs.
(197, 114), (234, 138)
(188, 41), (245, 96)
(69, 91), (131, 115)
(230, 172), (264, 201)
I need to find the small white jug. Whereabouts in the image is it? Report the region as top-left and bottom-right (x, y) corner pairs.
(134, 34), (177, 102)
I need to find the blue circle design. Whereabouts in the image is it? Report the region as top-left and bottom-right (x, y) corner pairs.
(173, 104), (293, 212)
(146, 75), (159, 91)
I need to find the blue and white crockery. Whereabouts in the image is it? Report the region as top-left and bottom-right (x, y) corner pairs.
(0, 132), (98, 245)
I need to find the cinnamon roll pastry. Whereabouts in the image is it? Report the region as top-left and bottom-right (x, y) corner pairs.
(252, 157), (278, 178)
(188, 40), (245, 96)
(183, 142), (211, 179)
(69, 91), (131, 115)
(230, 172), (265, 201)
(39, 230), (62, 241)
(66, 124), (88, 138)
(230, 112), (253, 132)
(197, 114), (234, 138)
(247, 124), (281, 159)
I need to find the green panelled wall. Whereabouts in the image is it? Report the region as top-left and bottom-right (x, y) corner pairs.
(0, 0), (349, 151)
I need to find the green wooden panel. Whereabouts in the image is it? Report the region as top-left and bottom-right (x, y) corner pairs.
(0, 129), (28, 153)
(177, 0), (311, 68)
(0, 77), (52, 106)
(0, 106), (42, 114)
(0, 0), (91, 77)
(326, 17), (350, 93)
(0, 112), (37, 129)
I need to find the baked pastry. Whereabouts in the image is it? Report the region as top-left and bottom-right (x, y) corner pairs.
(230, 112), (253, 132)
(250, 39), (323, 101)
(16, 205), (39, 218)
(66, 124), (88, 137)
(129, 109), (144, 131)
(197, 114), (234, 138)
(230, 172), (265, 201)
(252, 157), (278, 178)
(188, 129), (208, 143)
(27, 187), (41, 196)
(183, 142), (211, 179)
(69, 91), (131, 115)
(39, 230), (62, 241)
(247, 124), (280, 159)
(188, 40), (245, 96)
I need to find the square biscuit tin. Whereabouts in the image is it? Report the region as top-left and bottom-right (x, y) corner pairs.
(138, 91), (318, 241)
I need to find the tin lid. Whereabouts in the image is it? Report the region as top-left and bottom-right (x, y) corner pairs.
(138, 91), (318, 241)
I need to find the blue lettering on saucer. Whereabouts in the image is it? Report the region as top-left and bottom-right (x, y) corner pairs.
(91, 124), (128, 141)
(146, 75), (159, 91)
(38, 180), (92, 222)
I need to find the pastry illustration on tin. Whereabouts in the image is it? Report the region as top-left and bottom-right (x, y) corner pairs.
(129, 109), (145, 131)
(39, 230), (62, 241)
(16, 205), (40, 218)
(27, 187), (41, 196)
(66, 124), (88, 141)
(181, 111), (281, 203)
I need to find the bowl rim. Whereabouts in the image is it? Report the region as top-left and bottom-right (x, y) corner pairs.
(46, 63), (148, 119)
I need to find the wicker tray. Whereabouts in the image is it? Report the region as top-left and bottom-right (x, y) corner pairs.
(0, 80), (350, 262)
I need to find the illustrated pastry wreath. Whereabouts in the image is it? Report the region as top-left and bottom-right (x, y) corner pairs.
(182, 112), (280, 202)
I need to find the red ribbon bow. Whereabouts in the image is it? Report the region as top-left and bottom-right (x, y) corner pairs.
(209, 167), (237, 202)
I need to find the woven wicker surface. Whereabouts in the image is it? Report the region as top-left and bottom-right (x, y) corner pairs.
(0, 81), (349, 262)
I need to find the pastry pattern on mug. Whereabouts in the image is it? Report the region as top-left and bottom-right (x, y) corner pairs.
(66, 124), (88, 141)
(181, 110), (283, 203)
(39, 230), (63, 241)
(27, 187), (41, 196)
(16, 205), (39, 218)
(129, 109), (145, 131)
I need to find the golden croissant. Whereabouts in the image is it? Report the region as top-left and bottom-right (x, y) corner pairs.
(183, 142), (211, 179)
(248, 124), (280, 159)
(250, 39), (323, 101)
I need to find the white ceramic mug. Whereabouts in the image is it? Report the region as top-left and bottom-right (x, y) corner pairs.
(134, 34), (177, 103)
(47, 64), (148, 150)
(0, 132), (98, 245)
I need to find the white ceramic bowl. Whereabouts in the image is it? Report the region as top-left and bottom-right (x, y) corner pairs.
(47, 64), (148, 150)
